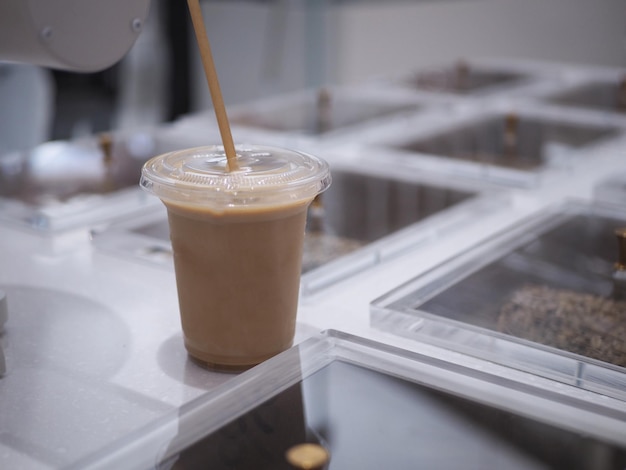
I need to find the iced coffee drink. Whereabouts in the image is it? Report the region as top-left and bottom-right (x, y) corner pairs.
(141, 145), (330, 370)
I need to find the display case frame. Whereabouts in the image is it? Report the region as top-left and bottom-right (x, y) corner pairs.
(362, 101), (625, 188)
(371, 200), (626, 401)
(68, 330), (626, 470)
(91, 153), (508, 295)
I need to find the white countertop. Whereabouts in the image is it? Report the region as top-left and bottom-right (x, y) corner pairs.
(2, 59), (626, 469)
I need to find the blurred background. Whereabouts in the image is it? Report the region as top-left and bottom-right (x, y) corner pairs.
(1, 0), (624, 154)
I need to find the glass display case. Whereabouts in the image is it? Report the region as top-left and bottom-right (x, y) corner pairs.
(374, 60), (540, 98)
(226, 87), (429, 148)
(546, 77), (626, 114)
(301, 166), (476, 272)
(372, 201), (626, 401)
(401, 61), (527, 95)
(369, 105), (622, 186)
(0, 132), (168, 232)
(3, 56), (626, 470)
(394, 114), (616, 169)
(594, 172), (626, 206)
(71, 331), (626, 470)
(92, 159), (504, 294)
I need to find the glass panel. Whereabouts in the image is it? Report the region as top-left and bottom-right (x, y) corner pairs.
(391, 114), (618, 170)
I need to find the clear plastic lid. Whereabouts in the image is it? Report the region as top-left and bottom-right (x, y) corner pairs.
(140, 145), (331, 210)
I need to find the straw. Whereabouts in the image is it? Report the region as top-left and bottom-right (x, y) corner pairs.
(187, 0), (239, 171)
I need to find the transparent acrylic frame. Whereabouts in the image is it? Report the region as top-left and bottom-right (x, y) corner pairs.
(371, 200), (626, 402)
(68, 330), (626, 470)
(91, 158), (508, 294)
(362, 102), (625, 189)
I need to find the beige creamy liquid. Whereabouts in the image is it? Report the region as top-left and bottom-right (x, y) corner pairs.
(165, 200), (311, 369)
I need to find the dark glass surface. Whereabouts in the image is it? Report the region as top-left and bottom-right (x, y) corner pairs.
(406, 64), (524, 94)
(230, 91), (419, 135)
(419, 212), (626, 367)
(132, 220), (171, 240)
(392, 114), (618, 170)
(547, 81), (626, 113)
(302, 171), (473, 271)
(129, 170), (474, 272)
(160, 360), (626, 469)
(0, 134), (160, 206)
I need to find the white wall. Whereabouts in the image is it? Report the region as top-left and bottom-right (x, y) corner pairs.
(194, 1), (339, 108)
(192, 0), (626, 109)
(333, 0), (626, 84)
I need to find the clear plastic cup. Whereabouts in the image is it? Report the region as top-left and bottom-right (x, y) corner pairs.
(140, 145), (331, 370)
